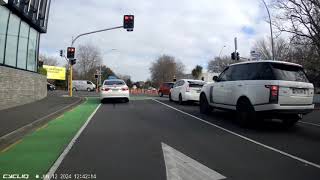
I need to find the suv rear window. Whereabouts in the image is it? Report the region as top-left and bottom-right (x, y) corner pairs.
(270, 63), (309, 82)
(188, 81), (205, 87)
(104, 80), (125, 85)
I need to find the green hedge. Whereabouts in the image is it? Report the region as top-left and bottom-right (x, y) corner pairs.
(38, 67), (47, 76)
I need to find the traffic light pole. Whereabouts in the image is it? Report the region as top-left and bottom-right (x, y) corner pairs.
(68, 25), (124, 97)
(71, 26), (124, 47)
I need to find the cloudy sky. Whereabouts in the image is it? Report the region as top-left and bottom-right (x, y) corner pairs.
(40, 0), (273, 81)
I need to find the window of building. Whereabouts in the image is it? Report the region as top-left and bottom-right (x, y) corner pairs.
(0, 6), (41, 72)
(17, 21), (29, 69)
(5, 13), (20, 67)
(27, 28), (38, 71)
(0, 6), (10, 64)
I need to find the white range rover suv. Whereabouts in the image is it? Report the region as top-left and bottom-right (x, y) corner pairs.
(199, 60), (314, 126)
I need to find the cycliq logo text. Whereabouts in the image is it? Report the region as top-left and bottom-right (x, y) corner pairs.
(3, 174), (29, 179)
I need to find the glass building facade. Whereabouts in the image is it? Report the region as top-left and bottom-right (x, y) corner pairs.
(0, 5), (40, 72)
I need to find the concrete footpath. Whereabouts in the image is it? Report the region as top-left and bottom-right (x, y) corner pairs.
(0, 96), (83, 149)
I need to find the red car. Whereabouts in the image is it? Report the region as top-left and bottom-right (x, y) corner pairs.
(158, 82), (174, 97)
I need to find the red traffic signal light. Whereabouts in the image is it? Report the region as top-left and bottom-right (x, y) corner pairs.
(67, 47), (75, 59)
(123, 15), (134, 31)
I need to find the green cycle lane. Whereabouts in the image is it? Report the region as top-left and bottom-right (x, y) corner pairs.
(0, 98), (100, 180)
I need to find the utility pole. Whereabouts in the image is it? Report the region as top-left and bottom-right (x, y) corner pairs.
(234, 37), (237, 57)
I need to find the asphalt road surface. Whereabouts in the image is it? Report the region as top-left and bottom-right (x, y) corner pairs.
(52, 98), (320, 180)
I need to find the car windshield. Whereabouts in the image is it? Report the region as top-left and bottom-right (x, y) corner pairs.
(188, 81), (205, 87)
(271, 63), (309, 82)
(104, 80), (125, 85)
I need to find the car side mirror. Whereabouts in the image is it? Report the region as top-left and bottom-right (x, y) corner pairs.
(212, 76), (219, 82)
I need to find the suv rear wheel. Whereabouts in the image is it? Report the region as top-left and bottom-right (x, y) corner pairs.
(200, 93), (212, 114)
(236, 98), (256, 126)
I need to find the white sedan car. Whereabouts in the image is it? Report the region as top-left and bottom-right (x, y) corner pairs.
(169, 79), (206, 104)
(100, 79), (130, 103)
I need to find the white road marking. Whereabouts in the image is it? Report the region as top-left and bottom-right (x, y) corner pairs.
(44, 104), (101, 180)
(299, 121), (320, 127)
(162, 142), (226, 180)
(153, 99), (320, 169)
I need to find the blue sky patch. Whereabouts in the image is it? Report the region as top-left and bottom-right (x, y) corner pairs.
(241, 26), (255, 36)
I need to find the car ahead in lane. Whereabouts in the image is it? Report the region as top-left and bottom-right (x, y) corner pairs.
(72, 80), (96, 92)
(199, 60), (314, 127)
(158, 82), (174, 97)
(100, 79), (130, 103)
(170, 79), (206, 104)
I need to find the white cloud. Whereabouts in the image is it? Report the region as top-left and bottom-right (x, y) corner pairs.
(40, 0), (273, 81)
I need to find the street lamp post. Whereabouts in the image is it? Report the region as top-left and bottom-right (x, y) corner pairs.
(261, 0), (275, 60)
(219, 45), (226, 58)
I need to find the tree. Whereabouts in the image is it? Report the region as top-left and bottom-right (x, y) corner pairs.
(149, 54), (185, 87)
(272, 0), (320, 55)
(117, 74), (133, 88)
(101, 65), (115, 81)
(253, 37), (291, 61)
(207, 56), (234, 73)
(39, 54), (59, 66)
(191, 65), (203, 79)
(74, 43), (102, 80)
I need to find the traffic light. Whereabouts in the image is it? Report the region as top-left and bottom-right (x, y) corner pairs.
(123, 15), (134, 31)
(70, 59), (76, 65)
(67, 47), (75, 59)
(231, 52), (235, 60)
(231, 52), (240, 60)
(59, 50), (63, 57)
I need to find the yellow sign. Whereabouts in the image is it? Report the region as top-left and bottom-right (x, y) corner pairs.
(43, 65), (66, 80)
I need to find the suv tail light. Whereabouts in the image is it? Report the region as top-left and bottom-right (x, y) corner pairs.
(122, 87), (129, 91)
(265, 85), (279, 103)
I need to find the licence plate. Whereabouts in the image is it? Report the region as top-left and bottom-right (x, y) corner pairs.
(112, 89), (119, 92)
(292, 89), (306, 94)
